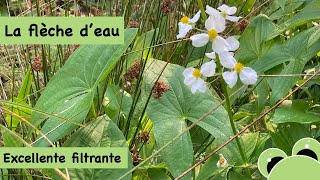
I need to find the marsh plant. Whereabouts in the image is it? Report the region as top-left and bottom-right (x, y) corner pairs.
(0, 0), (320, 179)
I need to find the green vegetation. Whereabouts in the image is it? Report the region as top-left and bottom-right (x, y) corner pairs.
(0, 0), (320, 179)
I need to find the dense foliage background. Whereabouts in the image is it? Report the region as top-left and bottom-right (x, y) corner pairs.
(0, 0), (320, 179)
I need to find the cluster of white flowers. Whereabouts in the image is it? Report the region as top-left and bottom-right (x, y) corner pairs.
(178, 4), (258, 93)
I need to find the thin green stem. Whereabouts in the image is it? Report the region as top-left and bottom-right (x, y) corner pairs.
(194, 28), (207, 33)
(195, 0), (250, 177)
(90, 101), (97, 118)
(195, 0), (207, 20)
(215, 54), (251, 178)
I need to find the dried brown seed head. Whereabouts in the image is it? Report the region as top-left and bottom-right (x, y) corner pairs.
(128, 20), (139, 28)
(136, 131), (150, 144)
(124, 60), (142, 83)
(239, 19), (250, 32)
(160, 0), (173, 15)
(32, 56), (43, 72)
(152, 81), (169, 99)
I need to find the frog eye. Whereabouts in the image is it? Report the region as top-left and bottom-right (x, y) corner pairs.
(258, 148), (287, 178)
(292, 138), (320, 161)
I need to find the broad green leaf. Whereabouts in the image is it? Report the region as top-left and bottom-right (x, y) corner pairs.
(211, 168), (230, 180)
(242, 133), (259, 158)
(274, 100), (320, 124)
(266, 26), (320, 103)
(103, 84), (132, 123)
(61, 115), (132, 180)
(147, 168), (171, 180)
(228, 171), (251, 180)
(249, 133), (269, 162)
(142, 59), (241, 179)
(277, 0), (288, 10)
(268, 0), (320, 39)
(236, 15), (276, 65)
(271, 123), (310, 155)
(268, 0), (304, 20)
(0, 125), (23, 147)
(151, 113), (193, 179)
(254, 78), (269, 116)
(30, 29), (138, 147)
(132, 165), (170, 179)
(251, 26), (320, 102)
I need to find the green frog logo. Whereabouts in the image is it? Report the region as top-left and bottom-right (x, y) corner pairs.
(258, 138), (320, 179)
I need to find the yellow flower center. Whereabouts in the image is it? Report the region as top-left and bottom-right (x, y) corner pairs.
(208, 29), (218, 39)
(193, 68), (201, 78)
(234, 63), (244, 72)
(180, 16), (189, 24)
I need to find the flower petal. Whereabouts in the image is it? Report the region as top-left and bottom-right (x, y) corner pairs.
(189, 10), (201, 23)
(200, 60), (216, 77)
(205, 51), (217, 59)
(222, 71), (238, 88)
(239, 67), (258, 85)
(218, 4), (237, 15)
(212, 36), (231, 54)
(190, 33), (210, 47)
(217, 4), (229, 12)
(205, 14), (226, 33)
(219, 52), (237, 69)
(183, 67), (197, 86)
(184, 75), (196, 86)
(191, 78), (207, 93)
(205, 5), (220, 16)
(226, 15), (241, 22)
(177, 23), (192, 39)
(226, 36), (240, 51)
(182, 67), (195, 78)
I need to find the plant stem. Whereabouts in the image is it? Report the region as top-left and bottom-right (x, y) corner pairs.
(215, 54), (251, 178)
(195, 0), (250, 177)
(194, 28), (207, 33)
(90, 102), (97, 118)
(196, 0), (207, 20)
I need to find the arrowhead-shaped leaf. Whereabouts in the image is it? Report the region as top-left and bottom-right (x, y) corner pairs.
(142, 59), (241, 179)
(30, 29), (138, 146)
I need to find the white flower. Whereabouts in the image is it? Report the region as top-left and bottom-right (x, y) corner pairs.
(206, 4), (241, 22)
(216, 154), (228, 168)
(176, 11), (201, 39)
(205, 36), (240, 61)
(225, 36), (240, 51)
(220, 54), (258, 88)
(190, 14), (230, 54)
(183, 61), (216, 93)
